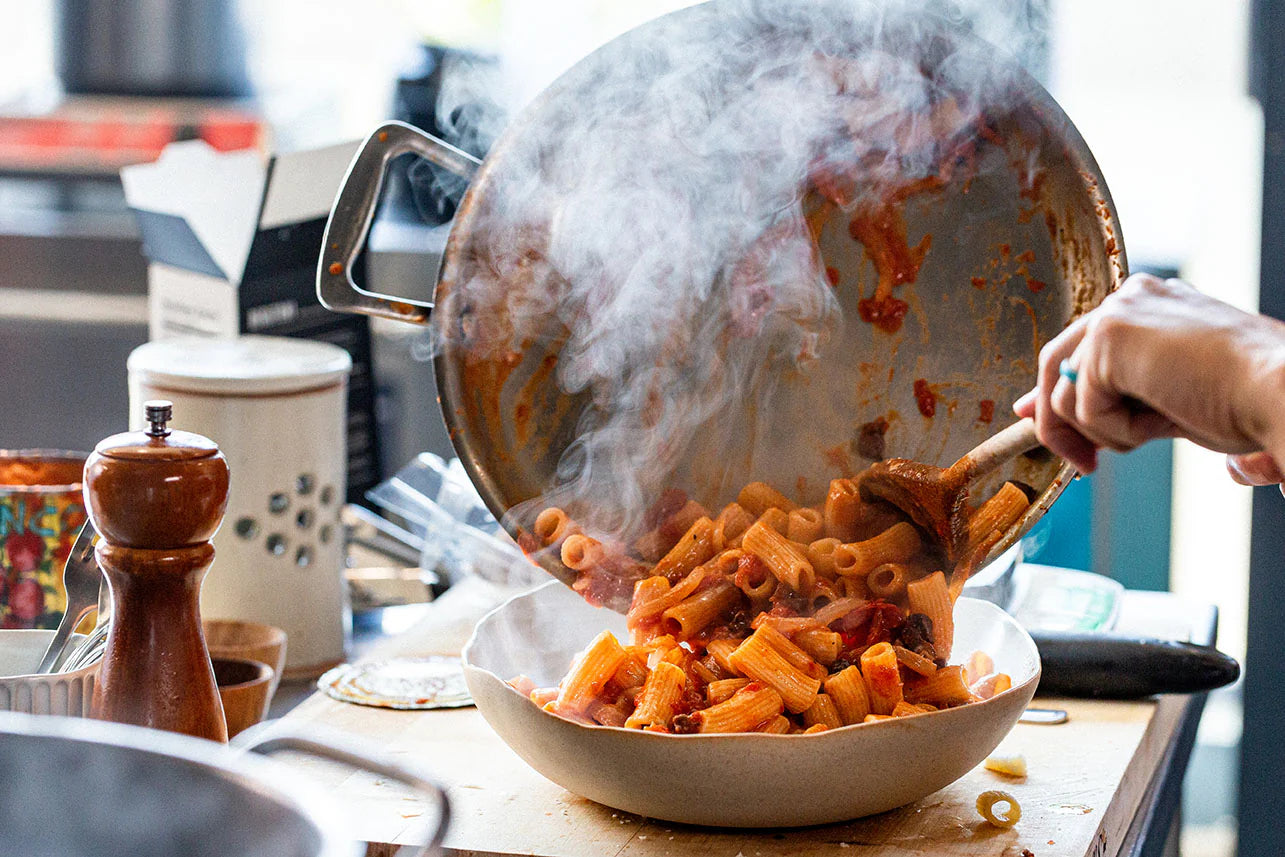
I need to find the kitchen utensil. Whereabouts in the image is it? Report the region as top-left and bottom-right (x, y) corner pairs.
(318, 1), (1125, 595)
(860, 418), (1040, 563)
(462, 580), (1039, 826)
(85, 400), (230, 742)
(0, 711), (449, 856)
(1032, 632), (1240, 699)
(34, 522), (101, 674)
(0, 630), (99, 715)
(204, 618), (288, 698)
(214, 656), (274, 738)
(58, 618), (108, 673)
(0, 450), (88, 630)
(129, 336), (352, 679)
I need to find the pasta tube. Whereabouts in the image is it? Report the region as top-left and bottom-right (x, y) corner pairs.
(662, 579), (742, 638)
(728, 630), (823, 713)
(742, 519), (816, 594)
(866, 562), (911, 599)
(628, 568), (707, 626)
(805, 537), (842, 579)
(822, 478), (863, 541)
(534, 507), (579, 547)
(707, 677), (753, 704)
(906, 665), (974, 707)
(625, 661), (687, 729)
(651, 516), (716, 581)
(906, 570), (954, 660)
(585, 699), (629, 727)
(712, 502), (756, 551)
(758, 507), (790, 536)
(753, 622), (827, 679)
(698, 683), (785, 733)
(737, 481), (797, 517)
(560, 534), (604, 571)
(793, 627), (842, 666)
(706, 639), (740, 675)
(787, 508), (824, 544)
(733, 552), (777, 600)
(966, 482), (1028, 553)
(802, 693), (844, 729)
(859, 642), (903, 715)
(555, 630), (628, 716)
(756, 715), (792, 734)
(832, 522), (921, 578)
(824, 665), (871, 724)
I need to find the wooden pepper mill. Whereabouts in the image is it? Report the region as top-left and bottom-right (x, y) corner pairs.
(85, 400), (231, 742)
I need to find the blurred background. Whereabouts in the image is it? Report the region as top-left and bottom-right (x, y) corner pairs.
(0, 1), (1269, 854)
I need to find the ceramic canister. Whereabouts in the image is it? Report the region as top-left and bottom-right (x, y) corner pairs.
(127, 336), (352, 678)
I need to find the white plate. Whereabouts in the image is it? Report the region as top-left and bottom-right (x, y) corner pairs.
(462, 581), (1040, 827)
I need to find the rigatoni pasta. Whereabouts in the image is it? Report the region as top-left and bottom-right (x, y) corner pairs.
(515, 473), (1024, 734)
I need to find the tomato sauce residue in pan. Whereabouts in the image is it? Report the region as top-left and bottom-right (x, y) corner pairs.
(848, 201), (931, 335)
(913, 378), (938, 418)
(855, 415), (890, 461)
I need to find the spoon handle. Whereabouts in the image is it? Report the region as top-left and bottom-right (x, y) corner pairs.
(947, 418), (1041, 484)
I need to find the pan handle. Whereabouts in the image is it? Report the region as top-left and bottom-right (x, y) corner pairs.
(236, 721), (451, 856)
(317, 120), (482, 325)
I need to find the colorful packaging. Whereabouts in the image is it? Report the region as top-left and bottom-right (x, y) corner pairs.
(0, 452), (87, 630)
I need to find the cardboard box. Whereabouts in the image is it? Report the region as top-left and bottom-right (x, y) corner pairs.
(121, 140), (381, 501)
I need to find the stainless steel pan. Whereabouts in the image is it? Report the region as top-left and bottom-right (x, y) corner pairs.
(0, 712), (448, 856)
(319, 0), (1126, 598)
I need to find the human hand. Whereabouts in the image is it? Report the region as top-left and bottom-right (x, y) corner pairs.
(1227, 451), (1285, 497)
(1013, 273), (1285, 477)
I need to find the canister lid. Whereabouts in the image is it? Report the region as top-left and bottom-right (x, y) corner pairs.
(128, 335), (352, 396)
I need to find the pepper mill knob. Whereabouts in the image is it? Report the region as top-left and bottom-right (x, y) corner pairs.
(84, 399), (230, 549)
(144, 400), (172, 437)
(84, 400), (231, 742)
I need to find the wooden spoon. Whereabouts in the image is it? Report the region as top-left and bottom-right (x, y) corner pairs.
(858, 418), (1041, 564)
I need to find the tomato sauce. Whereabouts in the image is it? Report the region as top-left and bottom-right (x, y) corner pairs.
(913, 378), (938, 418)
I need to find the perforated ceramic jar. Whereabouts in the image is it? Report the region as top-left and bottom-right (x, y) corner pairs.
(128, 336), (351, 678)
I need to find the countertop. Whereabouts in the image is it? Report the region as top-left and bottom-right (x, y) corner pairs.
(268, 577), (1211, 857)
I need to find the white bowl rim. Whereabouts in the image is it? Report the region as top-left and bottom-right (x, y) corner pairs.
(0, 629), (99, 680)
(462, 580), (1041, 741)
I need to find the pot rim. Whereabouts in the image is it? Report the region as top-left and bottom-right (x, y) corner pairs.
(0, 711), (360, 857)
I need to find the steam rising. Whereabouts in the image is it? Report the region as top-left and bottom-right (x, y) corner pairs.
(426, 0), (1049, 541)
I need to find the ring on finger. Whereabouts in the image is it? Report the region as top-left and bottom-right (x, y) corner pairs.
(1058, 358), (1078, 385)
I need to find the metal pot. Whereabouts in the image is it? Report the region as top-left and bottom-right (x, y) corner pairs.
(0, 712), (448, 857)
(55, 0), (250, 97)
(318, 0), (1126, 597)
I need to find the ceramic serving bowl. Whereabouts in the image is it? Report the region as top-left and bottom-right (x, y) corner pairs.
(463, 581), (1040, 827)
(0, 630), (100, 717)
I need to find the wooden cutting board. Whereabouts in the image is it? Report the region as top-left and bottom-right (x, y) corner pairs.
(271, 581), (1192, 857)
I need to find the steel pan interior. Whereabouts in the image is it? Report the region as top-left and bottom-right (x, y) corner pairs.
(428, 0), (1125, 567)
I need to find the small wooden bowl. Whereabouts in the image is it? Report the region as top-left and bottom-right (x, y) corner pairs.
(203, 619), (287, 698)
(212, 656), (274, 739)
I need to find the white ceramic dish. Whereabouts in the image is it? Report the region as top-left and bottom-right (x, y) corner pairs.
(0, 630), (99, 716)
(463, 581), (1040, 827)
